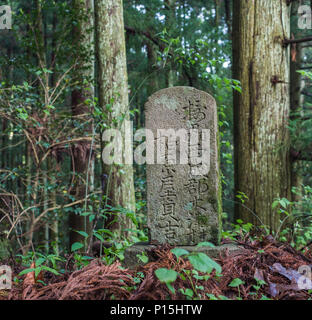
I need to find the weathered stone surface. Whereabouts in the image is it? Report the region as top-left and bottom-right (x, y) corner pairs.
(145, 86), (221, 246)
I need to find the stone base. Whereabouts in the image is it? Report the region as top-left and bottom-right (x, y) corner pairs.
(123, 242), (244, 269)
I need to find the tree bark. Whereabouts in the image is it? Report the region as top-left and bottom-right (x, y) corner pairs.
(224, 0), (232, 35)
(95, 0), (136, 237)
(214, 0), (221, 26)
(69, 0), (95, 249)
(146, 41), (159, 96)
(165, 0), (176, 88)
(233, 0), (291, 231)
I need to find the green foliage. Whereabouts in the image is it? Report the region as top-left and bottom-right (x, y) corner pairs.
(206, 293), (230, 300)
(71, 242), (84, 252)
(222, 219), (254, 241)
(136, 251), (149, 264)
(236, 191), (249, 204)
(155, 268), (178, 294)
(298, 70), (312, 80)
(17, 251), (66, 280)
(155, 268), (178, 283)
(274, 186), (312, 248)
(0, 0), (100, 255)
(72, 254), (93, 269)
(154, 247), (222, 299)
(170, 247), (189, 259)
(229, 278), (245, 287)
(188, 253), (222, 274)
(69, 200), (148, 267)
(228, 278), (245, 300)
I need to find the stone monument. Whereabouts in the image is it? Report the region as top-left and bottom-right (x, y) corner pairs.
(123, 87), (240, 268)
(146, 86), (221, 245)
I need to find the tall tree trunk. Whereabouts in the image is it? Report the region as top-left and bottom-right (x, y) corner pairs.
(95, 0), (136, 237)
(224, 0), (232, 35)
(233, 0), (291, 231)
(214, 0), (221, 26)
(146, 41), (159, 103)
(69, 0), (95, 249)
(165, 0), (176, 88)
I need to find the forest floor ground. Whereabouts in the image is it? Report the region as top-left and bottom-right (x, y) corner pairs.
(1, 235), (312, 300)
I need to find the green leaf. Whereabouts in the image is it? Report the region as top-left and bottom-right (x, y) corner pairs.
(206, 293), (218, 300)
(166, 282), (175, 294)
(272, 200), (279, 209)
(196, 242), (216, 248)
(75, 230), (89, 238)
(171, 248), (189, 259)
(136, 253), (149, 264)
(188, 253), (222, 274)
(18, 268), (36, 276)
(181, 288), (194, 298)
(82, 256), (93, 260)
(115, 252), (124, 260)
(35, 257), (46, 266)
(41, 266), (60, 275)
(80, 212), (92, 216)
(280, 198), (289, 209)
(93, 232), (106, 242)
(155, 268), (178, 283)
(18, 113), (28, 120)
(95, 229), (113, 236)
(35, 268), (42, 278)
(229, 278), (245, 287)
(71, 242), (84, 252)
